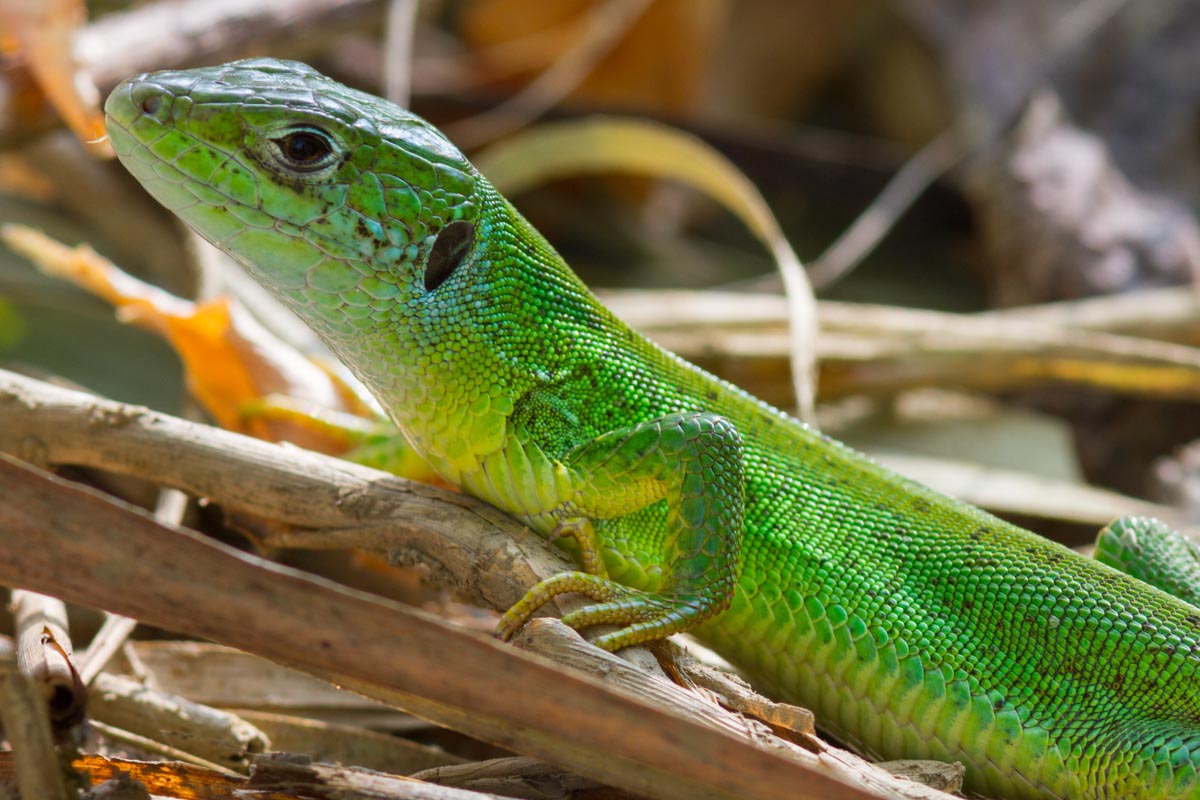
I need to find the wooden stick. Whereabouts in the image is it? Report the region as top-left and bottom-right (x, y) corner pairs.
(0, 453), (891, 800)
(89, 673), (269, 770)
(600, 288), (1200, 406)
(0, 656), (69, 800)
(0, 369), (960, 798)
(247, 753), (508, 800)
(10, 590), (86, 730)
(0, 367), (561, 615)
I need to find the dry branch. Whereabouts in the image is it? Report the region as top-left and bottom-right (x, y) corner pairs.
(0, 367), (969, 799)
(512, 620), (959, 799)
(599, 288), (1200, 407)
(0, 452), (898, 800)
(0, 367), (559, 615)
(78, 615), (139, 687)
(0, 656), (69, 800)
(0, 368), (691, 679)
(247, 753), (508, 800)
(88, 673), (268, 770)
(86, 719), (242, 777)
(234, 710), (463, 775)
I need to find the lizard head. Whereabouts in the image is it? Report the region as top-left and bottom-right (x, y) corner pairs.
(105, 59), (575, 467)
(104, 58), (481, 332)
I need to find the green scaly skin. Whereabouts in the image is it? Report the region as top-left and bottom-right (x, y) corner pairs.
(105, 59), (1200, 799)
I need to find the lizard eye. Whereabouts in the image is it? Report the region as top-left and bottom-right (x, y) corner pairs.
(272, 128), (336, 171)
(424, 221), (474, 291)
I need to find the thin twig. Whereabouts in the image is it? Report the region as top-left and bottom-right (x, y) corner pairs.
(805, 0), (1133, 290)
(807, 129), (962, 289)
(77, 615), (139, 688)
(78, 489), (188, 685)
(89, 673), (268, 770)
(87, 720), (245, 777)
(383, 0), (418, 106)
(447, 0), (654, 149)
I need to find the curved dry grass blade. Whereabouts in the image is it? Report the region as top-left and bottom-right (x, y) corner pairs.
(809, 0), (1135, 290)
(807, 129), (962, 290)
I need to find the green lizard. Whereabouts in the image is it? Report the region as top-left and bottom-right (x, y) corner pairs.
(104, 59), (1200, 799)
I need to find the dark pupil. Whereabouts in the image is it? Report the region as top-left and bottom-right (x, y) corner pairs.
(281, 132), (331, 164)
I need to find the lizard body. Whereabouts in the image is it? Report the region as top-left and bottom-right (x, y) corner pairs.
(106, 59), (1200, 799)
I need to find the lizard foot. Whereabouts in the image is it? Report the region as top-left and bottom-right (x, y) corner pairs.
(496, 571), (712, 651)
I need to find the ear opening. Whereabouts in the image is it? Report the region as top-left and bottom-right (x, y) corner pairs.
(424, 220), (475, 291)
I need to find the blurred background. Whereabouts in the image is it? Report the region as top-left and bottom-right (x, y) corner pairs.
(3, 0), (1200, 536)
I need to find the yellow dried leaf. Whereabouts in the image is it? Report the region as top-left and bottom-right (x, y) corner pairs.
(0, 154), (57, 201)
(0, 224), (367, 449)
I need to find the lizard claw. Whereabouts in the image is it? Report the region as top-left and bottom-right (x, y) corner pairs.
(496, 571), (716, 651)
(496, 571), (626, 641)
(546, 518), (608, 578)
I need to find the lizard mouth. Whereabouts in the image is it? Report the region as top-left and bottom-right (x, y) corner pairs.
(103, 71), (280, 249)
(103, 76), (218, 234)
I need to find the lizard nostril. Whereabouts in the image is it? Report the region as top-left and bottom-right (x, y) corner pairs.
(140, 94), (161, 115)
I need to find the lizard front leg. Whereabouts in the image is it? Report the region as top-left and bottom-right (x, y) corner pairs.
(497, 411), (744, 651)
(1095, 516), (1200, 608)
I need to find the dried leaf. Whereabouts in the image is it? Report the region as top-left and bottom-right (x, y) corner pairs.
(0, 155), (56, 202)
(1, 225), (369, 449)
